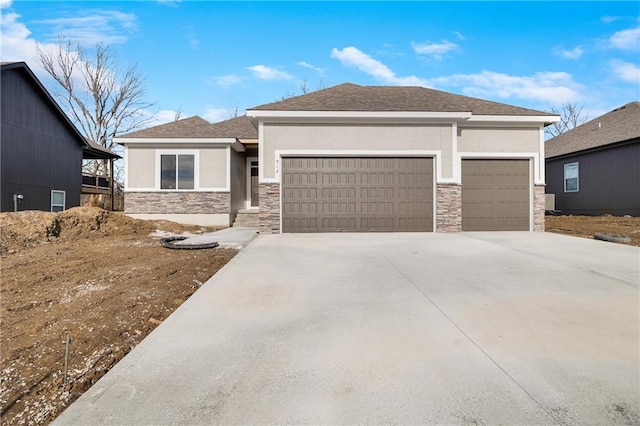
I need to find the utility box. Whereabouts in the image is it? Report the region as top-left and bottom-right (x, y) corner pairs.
(545, 194), (556, 211)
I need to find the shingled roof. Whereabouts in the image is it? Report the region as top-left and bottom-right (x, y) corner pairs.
(545, 102), (640, 159)
(120, 116), (219, 138)
(208, 115), (257, 139)
(119, 115), (257, 139)
(249, 83), (554, 116)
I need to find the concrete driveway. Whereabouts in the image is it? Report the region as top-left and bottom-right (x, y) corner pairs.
(55, 232), (639, 425)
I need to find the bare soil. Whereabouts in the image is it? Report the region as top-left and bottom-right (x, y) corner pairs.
(546, 214), (640, 246)
(0, 207), (237, 425)
(1, 210), (637, 425)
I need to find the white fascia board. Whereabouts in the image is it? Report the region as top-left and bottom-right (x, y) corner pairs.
(466, 115), (561, 124)
(230, 140), (246, 152)
(246, 110), (472, 120)
(114, 138), (238, 145)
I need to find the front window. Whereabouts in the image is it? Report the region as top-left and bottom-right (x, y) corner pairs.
(564, 162), (579, 192)
(161, 154), (194, 189)
(51, 190), (65, 212)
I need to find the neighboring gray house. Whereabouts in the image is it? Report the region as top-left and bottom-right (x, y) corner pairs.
(545, 102), (640, 216)
(116, 83), (558, 232)
(1, 62), (119, 213)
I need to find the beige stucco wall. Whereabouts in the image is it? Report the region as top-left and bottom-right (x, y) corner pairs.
(126, 146), (155, 188)
(199, 147), (228, 189)
(125, 144), (228, 190)
(262, 123), (453, 179)
(457, 127), (540, 153)
(229, 148), (247, 213)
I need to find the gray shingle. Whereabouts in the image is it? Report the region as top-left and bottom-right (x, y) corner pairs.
(208, 115), (257, 139)
(120, 116), (218, 138)
(545, 102), (640, 158)
(249, 83), (555, 116)
(119, 115), (257, 139)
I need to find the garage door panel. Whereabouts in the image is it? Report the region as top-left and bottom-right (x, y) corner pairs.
(462, 159), (530, 231)
(282, 157), (433, 232)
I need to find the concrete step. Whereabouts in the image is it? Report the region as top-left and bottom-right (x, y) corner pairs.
(233, 210), (259, 227)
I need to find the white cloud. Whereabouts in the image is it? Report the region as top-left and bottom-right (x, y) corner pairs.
(601, 16), (621, 24)
(608, 26), (640, 50)
(0, 6), (44, 67)
(157, 0), (181, 6)
(296, 61), (324, 75)
(331, 46), (428, 86)
(554, 45), (584, 59)
(610, 59), (640, 84)
(428, 71), (584, 104)
(0, 0), (12, 9)
(211, 74), (244, 87)
(412, 40), (458, 59)
(246, 65), (292, 80)
(453, 31), (465, 40)
(202, 107), (231, 123)
(143, 109), (182, 127)
(33, 10), (138, 45)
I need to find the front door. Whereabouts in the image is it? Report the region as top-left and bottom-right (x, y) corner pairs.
(247, 158), (259, 208)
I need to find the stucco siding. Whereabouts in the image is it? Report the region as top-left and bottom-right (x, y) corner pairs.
(199, 147), (228, 189)
(125, 144), (228, 190)
(262, 123), (452, 179)
(126, 146), (155, 188)
(229, 148), (247, 213)
(458, 127), (539, 153)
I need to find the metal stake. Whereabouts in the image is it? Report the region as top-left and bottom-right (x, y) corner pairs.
(63, 334), (70, 385)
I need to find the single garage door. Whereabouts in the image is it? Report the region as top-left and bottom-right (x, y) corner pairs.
(461, 159), (530, 231)
(282, 157), (433, 232)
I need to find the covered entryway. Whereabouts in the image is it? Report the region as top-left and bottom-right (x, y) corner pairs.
(282, 157), (433, 232)
(461, 159), (530, 231)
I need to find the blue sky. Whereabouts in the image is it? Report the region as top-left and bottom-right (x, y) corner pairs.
(1, 1), (639, 128)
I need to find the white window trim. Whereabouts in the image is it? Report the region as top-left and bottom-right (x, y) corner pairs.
(564, 162), (579, 193)
(155, 149), (199, 191)
(51, 190), (65, 212)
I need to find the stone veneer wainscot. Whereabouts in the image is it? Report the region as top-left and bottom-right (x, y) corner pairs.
(533, 185), (546, 232)
(258, 183), (280, 234)
(436, 184), (462, 232)
(125, 192), (231, 214)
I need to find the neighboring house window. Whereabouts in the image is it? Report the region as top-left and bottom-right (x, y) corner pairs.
(564, 162), (579, 192)
(51, 190), (65, 212)
(161, 154), (194, 189)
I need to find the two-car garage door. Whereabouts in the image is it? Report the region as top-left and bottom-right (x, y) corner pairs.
(282, 157), (433, 232)
(281, 157), (530, 232)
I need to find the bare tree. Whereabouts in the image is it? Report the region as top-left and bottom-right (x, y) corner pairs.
(36, 38), (156, 177)
(280, 77), (325, 101)
(225, 101), (240, 119)
(174, 106), (183, 122)
(545, 103), (589, 138)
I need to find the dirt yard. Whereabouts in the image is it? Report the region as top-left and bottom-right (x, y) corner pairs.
(0, 207), (238, 425)
(546, 214), (640, 246)
(1, 209), (637, 425)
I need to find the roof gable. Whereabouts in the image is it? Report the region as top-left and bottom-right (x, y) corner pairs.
(208, 115), (257, 139)
(249, 83), (554, 116)
(120, 116), (218, 138)
(1, 62), (119, 159)
(545, 102), (640, 158)
(119, 115), (258, 139)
